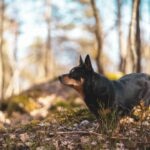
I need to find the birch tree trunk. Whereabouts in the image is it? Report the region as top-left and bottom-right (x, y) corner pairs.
(12, 21), (20, 94)
(129, 0), (141, 72)
(5, 19), (20, 97)
(0, 0), (5, 101)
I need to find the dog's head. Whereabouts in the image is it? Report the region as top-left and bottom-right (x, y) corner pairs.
(59, 55), (94, 95)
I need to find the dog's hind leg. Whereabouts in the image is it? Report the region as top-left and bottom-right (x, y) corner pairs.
(138, 80), (150, 106)
(142, 83), (150, 106)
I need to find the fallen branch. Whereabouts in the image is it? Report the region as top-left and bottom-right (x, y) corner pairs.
(49, 131), (102, 137)
(110, 136), (128, 140)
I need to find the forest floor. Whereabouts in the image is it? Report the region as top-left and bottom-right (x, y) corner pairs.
(0, 80), (150, 150)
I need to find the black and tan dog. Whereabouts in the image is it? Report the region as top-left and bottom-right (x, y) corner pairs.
(59, 55), (150, 119)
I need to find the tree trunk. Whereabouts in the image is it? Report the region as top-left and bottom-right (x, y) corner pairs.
(4, 21), (20, 97)
(44, 0), (52, 78)
(0, 0), (5, 101)
(135, 0), (141, 72)
(117, 0), (126, 73)
(44, 19), (51, 77)
(12, 21), (20, 94)
(90, 0), (103, 74)
(129, 0), (141, 72)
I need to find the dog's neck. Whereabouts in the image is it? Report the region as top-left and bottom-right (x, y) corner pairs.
(83, 73), (115, 108)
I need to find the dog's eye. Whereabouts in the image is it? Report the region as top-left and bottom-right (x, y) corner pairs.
(69, 68), (80, 80)
(70, 68), (75, 74)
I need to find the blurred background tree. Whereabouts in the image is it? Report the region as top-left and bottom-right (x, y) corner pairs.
(127, 0), (141, 73)
(0, 0), (5, 101)
(0, 0), (149, 100)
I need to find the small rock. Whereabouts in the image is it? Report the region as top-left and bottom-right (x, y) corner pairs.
(80, 120), (90, 126)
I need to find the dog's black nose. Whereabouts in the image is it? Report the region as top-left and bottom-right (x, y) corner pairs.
(58, 76), (62, 81)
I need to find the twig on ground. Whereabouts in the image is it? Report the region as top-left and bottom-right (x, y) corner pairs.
(49, 131), (102, 137)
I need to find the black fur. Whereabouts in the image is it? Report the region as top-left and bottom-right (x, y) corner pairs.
(59, 55), (150, 119)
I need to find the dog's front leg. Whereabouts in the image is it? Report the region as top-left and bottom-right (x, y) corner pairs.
(86, 103), (100, 119)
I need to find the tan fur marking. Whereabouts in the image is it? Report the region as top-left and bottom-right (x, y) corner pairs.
(62, 76), (85, 97)
(73, 78), (84, 97)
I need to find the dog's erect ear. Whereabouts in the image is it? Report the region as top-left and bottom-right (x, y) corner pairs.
(79, 55), (83, 65)
(84, 55), (93, 71)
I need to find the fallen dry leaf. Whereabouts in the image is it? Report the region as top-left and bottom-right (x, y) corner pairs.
(20, 133), (29, 143)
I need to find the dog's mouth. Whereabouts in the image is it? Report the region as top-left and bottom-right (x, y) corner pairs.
(59, 74), (70, 85)
(59, 74), (81, 86)
(59, 74), (84, 87)
(59, 74), (85, 96)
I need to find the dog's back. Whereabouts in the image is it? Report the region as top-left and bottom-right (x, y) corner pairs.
(113, 73), (150, 112)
